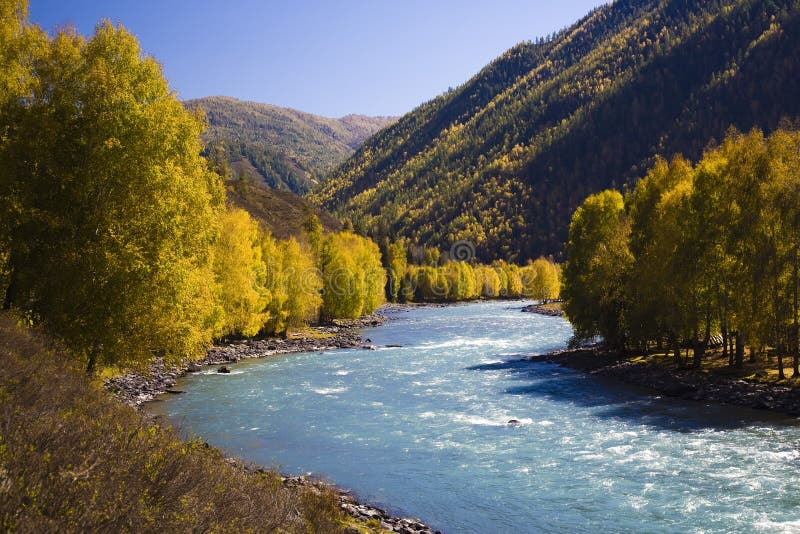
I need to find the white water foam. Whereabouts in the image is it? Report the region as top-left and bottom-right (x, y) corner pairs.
(311, 387), (348, 395)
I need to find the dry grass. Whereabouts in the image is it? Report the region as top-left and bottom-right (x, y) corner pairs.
(226, 181), (342, 241)
(536, 301), (564, 313)
(634, 346), (800, 384)
(0, 312), (346, 533)
(289, 329), (335, 340)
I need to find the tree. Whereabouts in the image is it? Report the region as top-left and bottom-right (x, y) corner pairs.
(320, 232), (385, 319)
(384, 238), (408, 302)
(301, 211), (323, 259)
(523, 257), (560, 301)
(562, 190), (632, 348)
(0, 21), (225, 371)
(625, 156), (697, 357)
(262, 235), (321, 335)
(766, 128), (800, 377)
(212, 208), (269, 338)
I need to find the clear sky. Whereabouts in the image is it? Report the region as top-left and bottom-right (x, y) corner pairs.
(29, 0), (608, 118)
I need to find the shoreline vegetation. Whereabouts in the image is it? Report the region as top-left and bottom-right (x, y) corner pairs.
(0, 312), (439, 533)
(563, 128), (800, 378)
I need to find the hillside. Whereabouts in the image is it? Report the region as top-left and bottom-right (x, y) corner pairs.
(225, 180), (341, 240)
(0, 313), (345, 532)
(312, 0), (800, 262)
(186, 96), (396, 194)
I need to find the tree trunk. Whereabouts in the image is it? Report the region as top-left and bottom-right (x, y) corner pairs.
(729, 334), (735, 366)
(693, 338), (704, 368)
(794, 243), (800, 377)
(735, 332), (745, 368)
(2, 275), (16, 310)
(721, 325), (728, 363)
(86, 351), (97, 374)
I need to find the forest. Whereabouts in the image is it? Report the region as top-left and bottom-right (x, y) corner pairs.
(562, 127), (800, 377)
(186, 96), (395, 194)
(0, 6), (387, 372)
(313, 0), (800, 263)
(380, 238), (560, 303)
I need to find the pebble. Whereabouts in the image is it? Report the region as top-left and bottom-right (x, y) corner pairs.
(104, 313), (386, 407)
(279, 475), (437, 533)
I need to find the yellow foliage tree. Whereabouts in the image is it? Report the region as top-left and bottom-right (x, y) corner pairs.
(213, 208), (270, 338)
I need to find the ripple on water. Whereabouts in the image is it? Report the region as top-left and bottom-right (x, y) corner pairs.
(151, 300), (800, 534)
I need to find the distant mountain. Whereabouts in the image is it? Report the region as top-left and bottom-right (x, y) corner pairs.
(185, 96), (396, 194)
(312, 0), (800, 262)
(225, 181), (341, 240)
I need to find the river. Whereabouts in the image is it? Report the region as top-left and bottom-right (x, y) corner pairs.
(150, 300), (800, 533)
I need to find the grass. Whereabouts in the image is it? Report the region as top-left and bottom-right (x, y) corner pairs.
(536, 301), (563, 313)
(226, 181), (341, 240)
(289, 329), (336, 340)
(630, 345), (800, 385)
(0, 312), (349, 532)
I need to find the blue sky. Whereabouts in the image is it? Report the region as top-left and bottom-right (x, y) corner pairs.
(29, 0), (608, 117)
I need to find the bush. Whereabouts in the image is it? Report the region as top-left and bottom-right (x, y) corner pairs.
(0, 313), (346, 532)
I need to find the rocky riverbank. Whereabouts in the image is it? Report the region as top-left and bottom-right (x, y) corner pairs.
(529, 348), (800, 417)
(281, 474), (438, 534)
(105, 313), (385, 407)
(106, 310), (439, 533)
(521, 302), (564, 317)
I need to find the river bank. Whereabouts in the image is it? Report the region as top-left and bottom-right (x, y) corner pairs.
(528, 347), (800, 418)
(104, 310), (439, 534)
(105, 314), (385, 407)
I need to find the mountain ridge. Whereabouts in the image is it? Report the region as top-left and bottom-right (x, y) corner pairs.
(185, 96), (396, 194)
(313, 0), (800, 262)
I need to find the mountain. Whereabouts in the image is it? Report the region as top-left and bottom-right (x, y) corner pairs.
(185, 96), (396, 194)
(312, 0), (800, 262)
(225, 181), (341, 240)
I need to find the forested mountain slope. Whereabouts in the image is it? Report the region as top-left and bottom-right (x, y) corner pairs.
(225, 181), (341, 240)
(312, 0), (800, 261)
(185, 96), (396, 194)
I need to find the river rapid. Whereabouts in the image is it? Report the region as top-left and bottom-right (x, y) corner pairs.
(150, 300), (800, 533)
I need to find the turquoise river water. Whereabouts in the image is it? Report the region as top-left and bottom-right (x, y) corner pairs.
(150, 300), (800, 533)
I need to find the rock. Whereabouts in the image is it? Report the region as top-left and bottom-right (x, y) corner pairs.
(165, 389), (184, 394)
(217, 366), (231, 374)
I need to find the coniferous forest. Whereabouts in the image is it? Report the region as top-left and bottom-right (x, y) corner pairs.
(313, 0), (800, 262)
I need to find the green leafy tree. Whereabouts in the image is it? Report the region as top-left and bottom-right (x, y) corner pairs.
(320, 232), (385, 319)
(562, 190), (632, 348)
(0, 21), (225, 371)
(767, 129), (800, 376)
